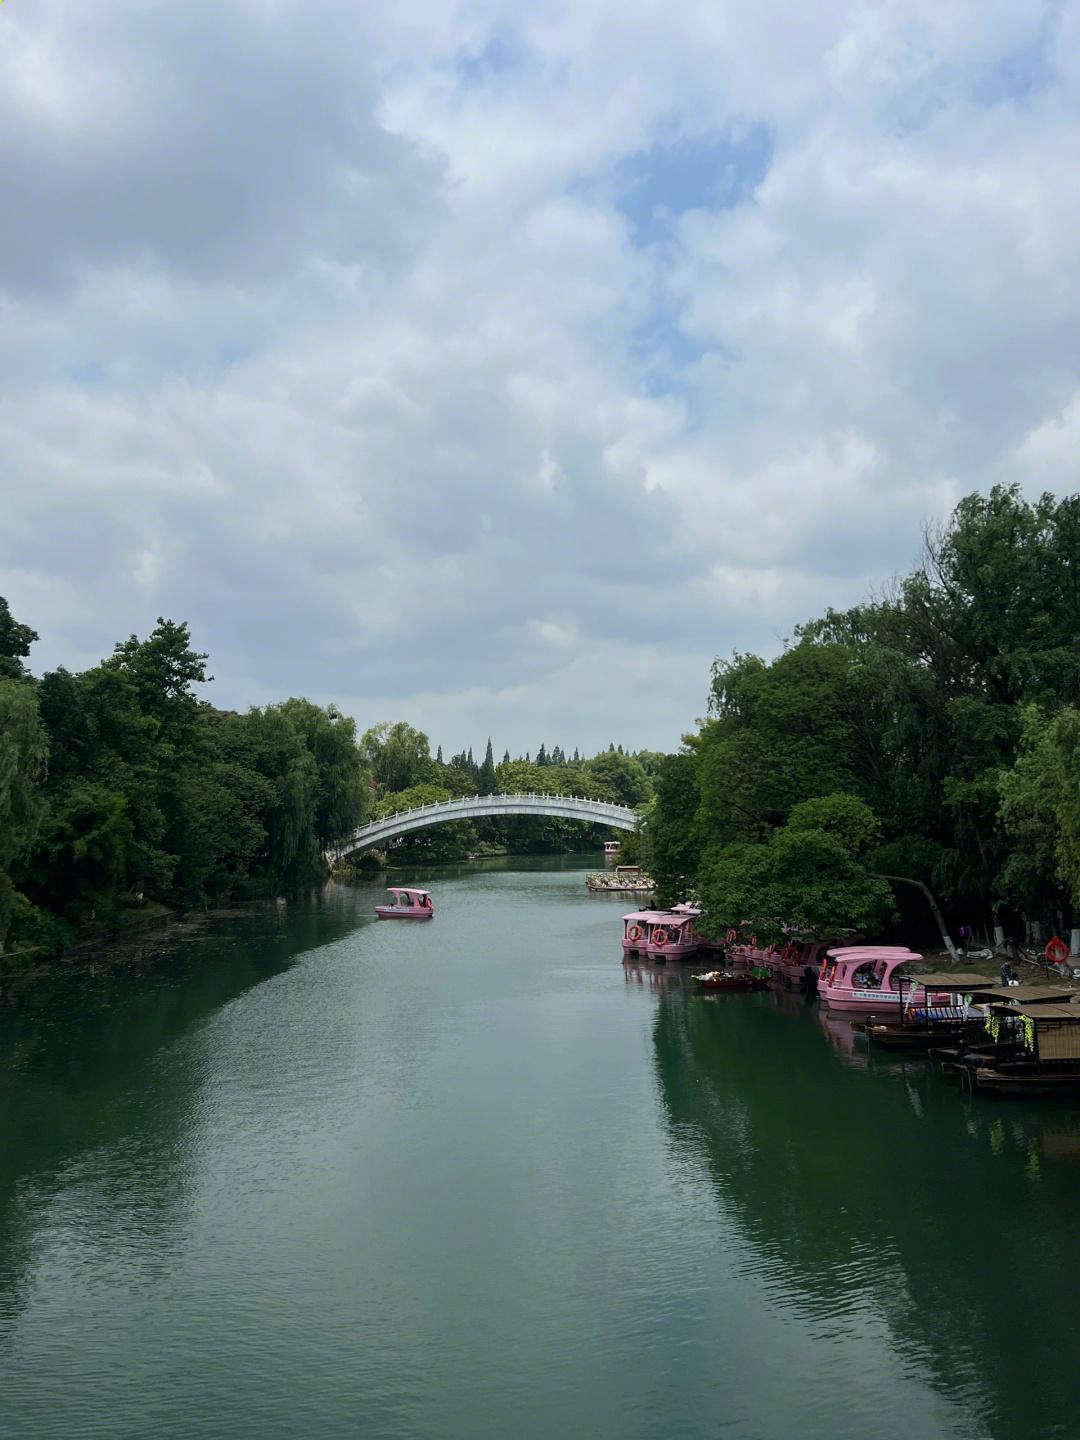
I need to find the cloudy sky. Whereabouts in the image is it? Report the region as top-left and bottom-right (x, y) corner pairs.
(2, 1), (1078, 755)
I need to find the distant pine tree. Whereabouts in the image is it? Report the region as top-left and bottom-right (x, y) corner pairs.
(573, 747), (580, 763)
(479, 737), (496, 794)
(502, 749), (510, 765)
(537, 743), (548, 766)
(436, 744), (443, 764)
(617, 743), (624, 755)
(608, 742), (616, 752)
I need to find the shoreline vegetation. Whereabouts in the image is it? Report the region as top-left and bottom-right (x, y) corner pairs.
(635, 486), (1080, 957)
(2, 484), (1077, 990)
(0, 604), (654, 977)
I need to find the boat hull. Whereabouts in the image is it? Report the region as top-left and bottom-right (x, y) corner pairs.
(693, 972), (770, 992)
(819, 984), (948, 1013)
(975, 1067), (1080, 1096)
(375, 907), (433, 919)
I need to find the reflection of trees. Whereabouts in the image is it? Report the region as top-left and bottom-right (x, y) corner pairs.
(652, 991), (1080, 1440)
(0, 885), (368, 1332)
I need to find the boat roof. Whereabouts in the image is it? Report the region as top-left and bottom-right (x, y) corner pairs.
(623, 911), (693, 924)
(973, 984), (1079, 1003)
(827, 945), (920, 958)
(388, 887), (430, 897)
(1021, 1004), (1080, 1022)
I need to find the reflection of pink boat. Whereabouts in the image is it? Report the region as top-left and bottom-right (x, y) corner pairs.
(817, 946), (946, 1013)
(622, 909), (701, 959)
(375, 887), (434, 919)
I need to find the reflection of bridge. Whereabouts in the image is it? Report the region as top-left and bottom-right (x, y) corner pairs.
(330, 792), (636, 858)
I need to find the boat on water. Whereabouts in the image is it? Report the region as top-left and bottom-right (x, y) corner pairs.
(857, 972), (994, 1049)
(777, 939), (831, 992)
(817, 946), (949, 1014)
(692, 969), (770, 992)
(621, 908), (701, 960)
(375, 887), (434, 919)
(588, 865), (653, 894)
(972, 1000), (1080, 1096)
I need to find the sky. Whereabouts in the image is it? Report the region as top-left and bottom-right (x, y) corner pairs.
(2, 0), (1079, 757)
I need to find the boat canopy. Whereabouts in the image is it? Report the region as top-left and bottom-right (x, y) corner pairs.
(971, 984), (1079, 1004)
(1009, 1003), (1080, 1021)
(827, 945), (920, 960)
(388, 887), (431, 897)
(623, 910), (693, 925)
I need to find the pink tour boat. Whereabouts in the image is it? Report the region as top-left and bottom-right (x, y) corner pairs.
(817, 946), (948, 1013)
(375, 887), (434, 919)
(622, 909), (702, 960)
(777, 939), (835, 992)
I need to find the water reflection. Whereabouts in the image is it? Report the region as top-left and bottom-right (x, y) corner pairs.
(0, 884), (378, 1335)
(622, 958), (690, 992)
(653, 987), (1080, 1440)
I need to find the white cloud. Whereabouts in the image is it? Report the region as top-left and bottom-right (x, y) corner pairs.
(1, 0), (1077, 754)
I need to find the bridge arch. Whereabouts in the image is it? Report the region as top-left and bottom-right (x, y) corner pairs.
(330, 791), (636, 859)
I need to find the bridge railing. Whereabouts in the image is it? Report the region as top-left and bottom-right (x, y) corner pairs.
(329, 791), (634, 857)
(364, 791), (628, 827)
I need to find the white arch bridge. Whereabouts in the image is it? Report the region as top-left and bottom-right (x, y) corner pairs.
(329, 791), (636, 859)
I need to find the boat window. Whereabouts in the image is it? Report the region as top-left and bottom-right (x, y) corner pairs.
(852, 962), (876, 989)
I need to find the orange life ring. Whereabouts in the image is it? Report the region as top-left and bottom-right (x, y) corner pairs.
(652, 928), (670, 947)
(749, 934), (758, 949)
(627, 925), (642, 942)
(725, 928), (737, 945)
(1046, 935), (1071, 965)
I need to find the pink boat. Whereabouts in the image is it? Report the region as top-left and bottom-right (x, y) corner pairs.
(817, 946), (947, 1013)
(778, 939), (832, 991)
(622, 909), (701, 960)
(375, 886), (434, 919)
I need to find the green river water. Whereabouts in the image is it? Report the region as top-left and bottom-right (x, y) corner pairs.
(2, 858), (1079, 1440)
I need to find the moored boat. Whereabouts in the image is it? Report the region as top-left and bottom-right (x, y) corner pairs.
(692, 968), (770, 992)
(973, 1001), (1080, 1095)
(777, 939), (829, 992)
(857, 972), (993, 1049)
(622, 908), (702, 959)
(647, 908), (702, 960)
(817, 946), (947, 1013)
(375, 887), (434, 919)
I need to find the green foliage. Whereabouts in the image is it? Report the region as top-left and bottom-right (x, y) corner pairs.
(478, 738), (497, 795)
(698, 820), (897, 943)
(360, 721), (435, 794)
(583, 751), (651, 808)
(786, 794), (881, 859)
(0, 598), (39, 681)
(644, 486), (1080, 937)
(647, 752), (701, 907)
(0, 677), (49, 946)
(999, 706), (1080, 910)
(2, 601), (373, 948)
(21, 781), (133, 926)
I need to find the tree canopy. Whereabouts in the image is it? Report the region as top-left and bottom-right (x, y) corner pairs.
(646, 486), (1080, 943)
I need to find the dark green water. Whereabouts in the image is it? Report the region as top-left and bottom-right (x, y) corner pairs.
(3, 859), (1079, 1440)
